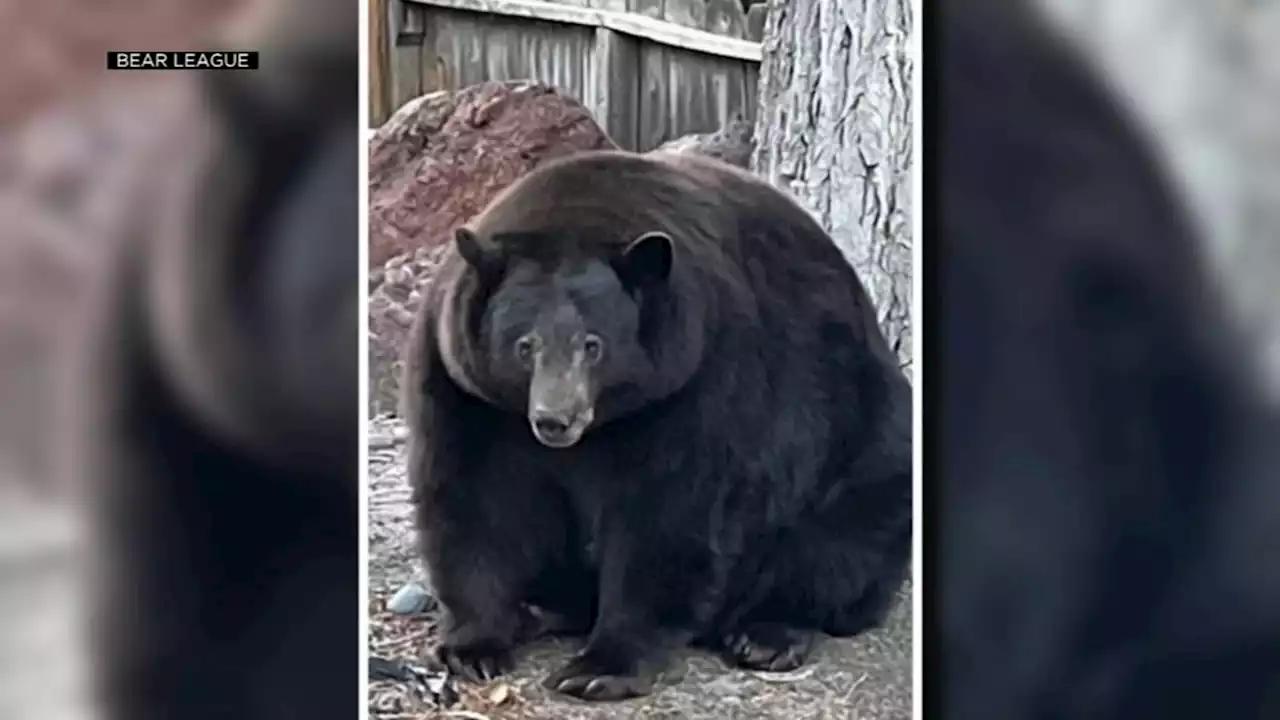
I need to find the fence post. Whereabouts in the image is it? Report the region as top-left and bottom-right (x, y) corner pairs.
(386, 0), (425, 122)
(369, 0), (390, 124)
(590, 26), (641, 150)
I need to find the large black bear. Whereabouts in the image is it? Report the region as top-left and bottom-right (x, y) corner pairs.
(405, 149), (913, 701)
(940, 1), (1280, 718)
(71, 1), (359, 718)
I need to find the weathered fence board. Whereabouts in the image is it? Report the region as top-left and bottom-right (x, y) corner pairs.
(373, 0), (762, 150)
(370, 0), (392, 123)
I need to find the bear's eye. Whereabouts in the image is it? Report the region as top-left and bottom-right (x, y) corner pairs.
(514, 336), (535, 363)
(582, 334), (604, 363)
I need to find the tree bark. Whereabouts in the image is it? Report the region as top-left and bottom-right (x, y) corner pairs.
(750, 0), (914, 371)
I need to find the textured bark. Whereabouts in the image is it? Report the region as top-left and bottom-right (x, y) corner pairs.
(751, 0), (914, 369)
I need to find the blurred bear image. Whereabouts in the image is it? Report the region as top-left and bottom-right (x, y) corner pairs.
(938, 1), (1280, 718)
(56, 1), (360, 719)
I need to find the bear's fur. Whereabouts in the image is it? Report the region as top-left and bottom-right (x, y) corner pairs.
(940, 1), (1280, 718)
(404, 149), (913, 700)
(72, 1), (358, 718)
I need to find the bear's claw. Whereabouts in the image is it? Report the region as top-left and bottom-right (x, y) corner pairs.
(722, 622), (817, 673)
(434, 639), (515, 683)
(543, 650), (654, 701)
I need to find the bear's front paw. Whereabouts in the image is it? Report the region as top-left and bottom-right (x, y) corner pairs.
(543, 646), (654, 701)
(433, 634), (516, 683)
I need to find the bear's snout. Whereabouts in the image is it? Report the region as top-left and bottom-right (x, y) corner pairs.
(529, 404), (593, 448)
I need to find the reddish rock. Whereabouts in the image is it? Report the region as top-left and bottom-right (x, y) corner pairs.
(367, 81), (618, 267)
(367, 245), (448, 415)
(651, 112), (756, 169)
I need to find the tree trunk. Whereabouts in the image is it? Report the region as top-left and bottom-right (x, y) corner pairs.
(750, 0), (914, 372)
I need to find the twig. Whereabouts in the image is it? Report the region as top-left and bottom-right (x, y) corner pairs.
(750, 666), (817, 683)
(839, 671), (870, 702)
(441, 711), (495, 720)
(372, 628), (430, 650)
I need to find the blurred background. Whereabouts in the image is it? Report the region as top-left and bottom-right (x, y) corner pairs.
(0, 0), (243, 490)
(941, 0), (1279, 718)
(0, 2), (243, 719)
(1037, 0), (1280, 397)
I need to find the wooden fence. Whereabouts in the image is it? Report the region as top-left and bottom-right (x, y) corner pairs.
(369, 0), (764, 151)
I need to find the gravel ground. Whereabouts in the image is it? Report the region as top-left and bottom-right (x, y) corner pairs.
(368, 415), (914, 720)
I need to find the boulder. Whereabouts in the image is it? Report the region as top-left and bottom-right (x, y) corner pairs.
(367, 245), (448, 416)
(368, 81), (618, 267)
(650, 111), (756, 169)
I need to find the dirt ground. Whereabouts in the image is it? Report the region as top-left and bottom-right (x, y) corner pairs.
(368, 415), (914, 720)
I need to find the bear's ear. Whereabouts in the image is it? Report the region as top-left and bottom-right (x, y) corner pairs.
(454, 227), (502, 272)
(616, 231), (674, 289)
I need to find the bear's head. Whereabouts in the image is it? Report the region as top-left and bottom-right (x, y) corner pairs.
(454, 226), (674, 448)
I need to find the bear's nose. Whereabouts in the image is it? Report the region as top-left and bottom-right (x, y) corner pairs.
(532, 413), (571, 437)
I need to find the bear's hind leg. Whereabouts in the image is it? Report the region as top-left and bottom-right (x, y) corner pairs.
(821, 565), (906, 638)
(800, 472), (912, 639)
(719, 622), (822, 673)
(715, 556), (903, 673)
(719, 489), (910, 672)
(715, 563), (903, 673)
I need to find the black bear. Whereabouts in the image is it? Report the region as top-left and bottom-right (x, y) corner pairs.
(70, 1), (359, 718)
(939, 1), (1280, 718)
(405, 149), (913, 701)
